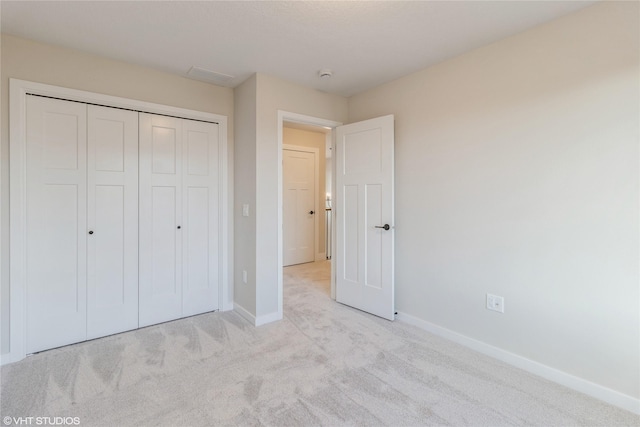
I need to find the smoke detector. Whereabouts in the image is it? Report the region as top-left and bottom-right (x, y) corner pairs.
(318, 69), (333, 79)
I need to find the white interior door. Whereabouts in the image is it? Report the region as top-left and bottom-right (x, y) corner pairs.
(139, 113), (183, 327)
(283, 148), (316, 266)
(86, 105), (139, 339)
(335, 115), (395, 320)
(182, 119), (220, 317)
(26, 96), (88, 353)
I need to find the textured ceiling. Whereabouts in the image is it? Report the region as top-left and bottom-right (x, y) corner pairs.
(1, 1), (597, 97)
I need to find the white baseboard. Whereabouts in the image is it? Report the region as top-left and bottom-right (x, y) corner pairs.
(396, 311), (640, 415)
(233, 303), (256, 325)
(0, 351), (22, 366)
(234, 304), (282, 327)
(255, 311), (282, 326)
(221, 293), (234, 312)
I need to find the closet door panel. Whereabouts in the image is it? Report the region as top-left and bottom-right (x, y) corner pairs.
(87, 105), (139, 339)
(93, 185), (125, 302)
(151, 186), (179, 294)
(26, 96), (87, 353)
(184, 187), (210, 302)
(182, 121), (219, 316)
(139, 113), (183, 327)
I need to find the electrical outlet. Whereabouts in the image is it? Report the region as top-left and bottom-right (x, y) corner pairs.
(242, 270), (248, 284)
(242, 204), (249, 217)
(486, 294), (504, 313)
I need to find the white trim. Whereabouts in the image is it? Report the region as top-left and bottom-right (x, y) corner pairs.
(233, 303), (256, 325)
(277, 111), (342, 323)
(329, 130), (337, 300)
(280, 111), (341, 129)
(396, 311), (640, 415)
(234, 304), (282, 327)
(7, 80), (28, 364)
(255, 311), (283, 327)
(6, 79), (231, 365)
(218, 117), (233, 312)
(11, 79), (220, 123)
(283, 144), (320, 265)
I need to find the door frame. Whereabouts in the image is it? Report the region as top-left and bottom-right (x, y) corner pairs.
(5, 79), (230, 365)
(277, 111), (342, 316)
(282, 144), (321, 265)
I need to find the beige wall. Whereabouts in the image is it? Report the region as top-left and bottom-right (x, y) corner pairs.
(254, 73), (347, 320)
(283, 126), (327, 257)
(349, 2), (639, 399)
(233, 75), (257, 316)
(0, 34), (235, 355)
(232, 73), (347, 321)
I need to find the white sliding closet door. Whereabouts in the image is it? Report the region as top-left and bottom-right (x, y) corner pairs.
(139, 114), (219, 326)
(139, 114), (183, 326)
(26, 96), (88, 353)
(18, 84), (225, 358)
(25, 98), (141, 353)
(87, 105), (139, 339)
(182, 120), (220, 316)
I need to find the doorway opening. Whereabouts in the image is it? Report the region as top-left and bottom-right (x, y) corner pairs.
(277, 112), (342, 317)
(278, 112), (395, 322)
(282, 123), (328, 266)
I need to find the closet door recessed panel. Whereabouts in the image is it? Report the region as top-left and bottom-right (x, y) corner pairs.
(151, 186), (178, 295)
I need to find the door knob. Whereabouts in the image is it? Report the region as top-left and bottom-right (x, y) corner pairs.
(177, 226), (181, 229)
(88, 230), (94, 235)
(309, 210), (315, 215)
(375, 224), (390, 231)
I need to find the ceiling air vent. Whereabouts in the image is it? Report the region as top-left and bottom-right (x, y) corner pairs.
(187, 66), (235, 85)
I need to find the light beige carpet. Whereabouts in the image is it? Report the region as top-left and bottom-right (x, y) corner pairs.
(1, 261), (638, 426)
